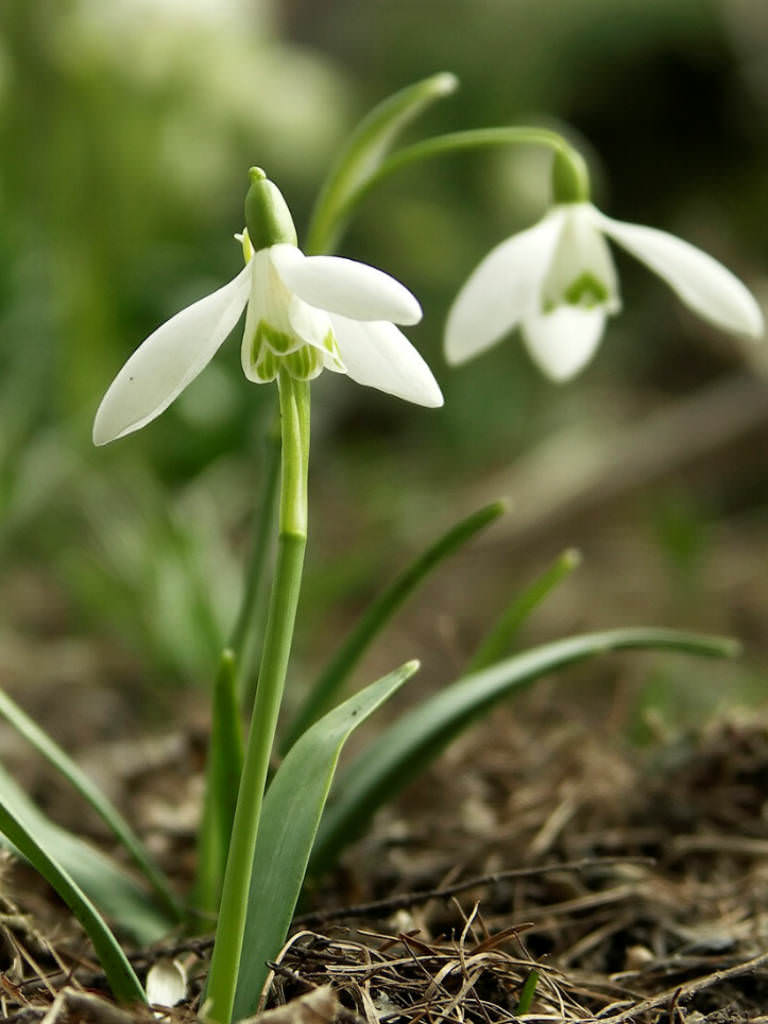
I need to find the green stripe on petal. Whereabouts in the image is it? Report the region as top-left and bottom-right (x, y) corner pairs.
(284, 344), (324, 381)
(254, 346), (279, 383)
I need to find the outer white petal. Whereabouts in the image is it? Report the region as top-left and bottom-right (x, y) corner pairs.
(146, 959), (187, 1009)
(521, 305), (606, 382)
(270, 244), (422, 325)
(94, 263), (251, 445)
(329, 314), (443, 407)
(445, 211), (566, 365)
(594, 209), (764, 338)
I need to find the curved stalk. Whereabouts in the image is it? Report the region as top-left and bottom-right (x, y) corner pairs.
(329, 127), (588, 246)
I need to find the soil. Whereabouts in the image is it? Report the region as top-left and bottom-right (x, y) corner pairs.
(2, 690), (768, 1024)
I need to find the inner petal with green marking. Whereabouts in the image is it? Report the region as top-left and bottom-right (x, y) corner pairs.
(249, 321), (344, 383)
(241, 248), (347, 384)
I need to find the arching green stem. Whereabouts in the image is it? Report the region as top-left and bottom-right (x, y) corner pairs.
(328, 127), (590, 247)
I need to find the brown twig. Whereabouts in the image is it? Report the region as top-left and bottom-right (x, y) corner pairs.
(593, 947), (768, 1023)
(292, 856), (654, 927)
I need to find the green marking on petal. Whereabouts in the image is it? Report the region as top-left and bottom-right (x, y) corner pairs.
(254, 346), (279, 382)
(262, 321), (296, 355)
(250, 321), (296, 373)
(283, 345), (323, 381)
(564, 272), (609, 308)
(320, 330), (345, 372)
(249, 321), (327, 382)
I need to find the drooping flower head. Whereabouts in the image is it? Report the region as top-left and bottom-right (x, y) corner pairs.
(445, 150), (763, 381)
(93, 168), (443, 445)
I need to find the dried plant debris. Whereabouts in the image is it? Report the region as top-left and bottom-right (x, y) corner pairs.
(3, 716), (768, 1022)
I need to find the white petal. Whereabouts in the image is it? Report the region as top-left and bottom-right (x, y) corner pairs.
(288, 294), (335, 350)
(595, 209), (764, 338)
(94, 264), (251, 445)
(444, 211), (565, 365)
(521, 306), (606, 381)
(329, 314), (443, 407)
(146, 959), (187, 1009)
(270, 244), (422, 325)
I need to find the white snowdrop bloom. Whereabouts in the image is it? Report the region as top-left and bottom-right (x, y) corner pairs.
(445, 201), (763, 382)
(146, 958), (187, 1011)
(93, 170), (442, 446)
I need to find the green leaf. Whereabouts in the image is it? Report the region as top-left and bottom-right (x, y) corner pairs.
(0, 777), (146, 1004)
(231, 659), (420, 1019)
(282, 501), (505, 752)
(311, 628), (739, 873)
(466, 548), (581, 672)
(0, 764), (172, 945)
(0, 688), (181, 922)
(305, 72), (458, 254)
(515, 970), (540, 1015)
(194, 649), (244, 917)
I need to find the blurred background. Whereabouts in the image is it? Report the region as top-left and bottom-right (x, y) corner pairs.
(2, 0), (768, 746)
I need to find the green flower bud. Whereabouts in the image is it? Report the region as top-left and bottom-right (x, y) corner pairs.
(244, 167), (298, 250)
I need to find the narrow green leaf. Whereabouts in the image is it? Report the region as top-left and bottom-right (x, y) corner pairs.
(305, 72), (458, 254)
(466, 548), (581, 673)
(0, 764), (172, 944)
(515, 970), (540, 1015)
(311, 628), (739, 872)
(0, 688), (181, 921)
(194, 648), (244, 917)
(282, 501), (505, 752)
(232, 659), (420, 1019)
(0, 787), (146, 1004)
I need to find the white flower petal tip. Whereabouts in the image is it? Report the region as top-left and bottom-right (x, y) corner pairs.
(92, 263), (251, 445)
(270, 245), (422, 325)
(330, 315), (443, 408)
(522, 306), (606, 382)
(146, 959), (187, 1010)
(595, 212), (764, 340)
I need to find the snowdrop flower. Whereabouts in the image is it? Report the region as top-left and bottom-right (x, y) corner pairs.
(445, 200), (763, 382)
(93, 168), (442, 445)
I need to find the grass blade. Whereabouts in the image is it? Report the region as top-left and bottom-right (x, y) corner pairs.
(0, 687), (181, 922)
(0, 786), (146, 1004)
(515, 970), (540, 1015)
(282, 501), (505, 752)
(466, 548), (581, 672)
(194, 649), (244, 917)
(231, 659), (420, 1019)
(305, 72), (458, 254)
(311, 628), (739, 873)
(0, 763), (172, 944)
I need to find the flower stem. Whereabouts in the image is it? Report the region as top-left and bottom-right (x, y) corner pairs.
(329, 127), (589, 240)
(232, 405), (282, 708)
(204, 370), (310, 1024)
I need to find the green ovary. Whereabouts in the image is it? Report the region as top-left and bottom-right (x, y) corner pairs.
(563, 272), (609, 308)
